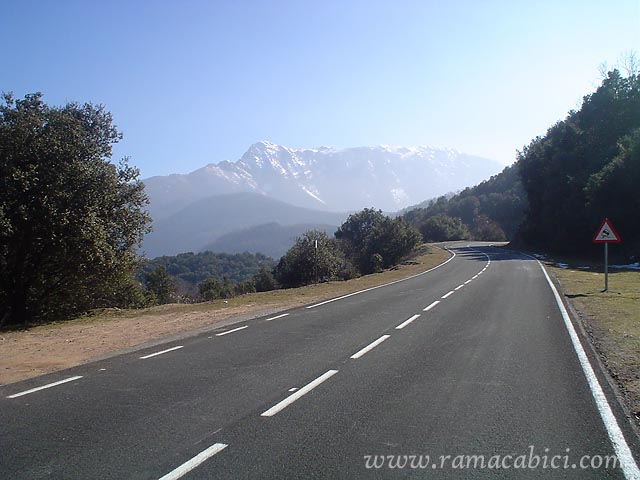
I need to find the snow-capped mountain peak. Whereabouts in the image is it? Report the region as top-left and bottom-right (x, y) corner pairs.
(143, 141), (504, 220)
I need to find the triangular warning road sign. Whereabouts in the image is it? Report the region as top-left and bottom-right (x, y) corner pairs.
(593, 218), (621, 243)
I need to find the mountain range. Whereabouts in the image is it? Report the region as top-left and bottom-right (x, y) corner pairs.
(141, 141), (503, 258)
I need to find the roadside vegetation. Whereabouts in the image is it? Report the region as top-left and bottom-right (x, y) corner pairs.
(547, 260), (640, 425)
(0, 246), (450, 384)
(403, 64), (639, 262)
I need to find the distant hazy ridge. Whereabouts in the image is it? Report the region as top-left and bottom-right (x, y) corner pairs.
(142, 141), (502, 257)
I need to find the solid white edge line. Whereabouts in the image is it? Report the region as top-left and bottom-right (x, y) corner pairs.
(140, 346), (184, 359)
(261, 370), (339, 417)
(396, 314), (421, 330)
(158, 443), (228, 480)
(7, 376), (83, 399)
(350, 335), (391, 359)
(215, 325), (248, 336)
(423, 300), (440, 311)
(265, 313), (289, 322)
(441, 291), (454, 299)
(538, 261), (640, 479)
(306, 248), (456, 309)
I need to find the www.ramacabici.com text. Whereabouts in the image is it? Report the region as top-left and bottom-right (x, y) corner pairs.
(364, 446), (618, 471)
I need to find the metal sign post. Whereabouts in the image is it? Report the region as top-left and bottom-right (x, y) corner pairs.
(592, 218), (621, 292)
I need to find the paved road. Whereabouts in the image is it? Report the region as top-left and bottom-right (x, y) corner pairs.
(2, 244), (639, 479)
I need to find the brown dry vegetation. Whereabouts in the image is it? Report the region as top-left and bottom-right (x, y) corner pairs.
(0, 246), (450, 385)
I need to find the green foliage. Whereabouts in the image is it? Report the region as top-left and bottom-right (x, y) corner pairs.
(0, 93), (151, 326)
(473, 215), (506, 241)
(198, 276), (233, 301)
(335, 208), (422, 274)
(584, 128), (640, 254)
(144, 265), (176, 305)
(419, 215), (471, 242)
(252, 266), (279, 292)
(139, 251), (275, 294)
(518, 69), (640, 256)
(274, 230), (347, 288)
(403, 164), (526, 241)
(198, 275), (257, 301)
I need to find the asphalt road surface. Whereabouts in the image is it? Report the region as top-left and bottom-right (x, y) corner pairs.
(2, 244), (639, 479)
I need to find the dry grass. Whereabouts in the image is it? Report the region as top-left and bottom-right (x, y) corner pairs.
(0, 245), (450, 385)
(549, 262), (640, 424)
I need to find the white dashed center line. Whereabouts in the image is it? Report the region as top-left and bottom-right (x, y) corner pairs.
(423, 300), (440, 311)
(7, 376), (84, 399)
(140, 346), (184, 360)
(158, 443), (228, 480)
(351, 335), (391, 359)
(396, 314), (421, 330)
(441, 291), (454, 299)
(265, 313), (289, 322)
(261, 370), (339, 417)
(215, 325), (248, 336)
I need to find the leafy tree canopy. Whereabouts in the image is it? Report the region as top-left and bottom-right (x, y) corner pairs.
(518, 68), (640, 256)
(335, 208), (422, 274)
(0, 93), (151, 326)
(274, 230), (347, 288)
(139, 251), (275, 295)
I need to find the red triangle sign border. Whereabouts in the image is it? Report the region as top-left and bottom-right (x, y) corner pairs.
(593, 218), (621, 243)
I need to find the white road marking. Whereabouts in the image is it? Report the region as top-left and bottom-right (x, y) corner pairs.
(351, 335), (391, 359)
(464, 280), (472, 285)
(288, 387), (298, 392)
(396, 314), (421, 330)
(472, 275), (478, 279)
(306, 248), (456, 309)
(265, 313), (289, 322)
(441, 291), (454, 299)
(454, 285), (464, 291)
(7, 376), (83, 399)
(215, 325), (248, 336)
(261, 370), (339, 417)
(140, 346), (184, 359)
(158, 443), (228, 480)
(539, 262), (640, 479)
(423, 300), (440, 311)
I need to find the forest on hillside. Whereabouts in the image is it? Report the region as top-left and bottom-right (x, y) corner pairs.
(403, 67), (639, 259)
(3, 66), (637, 326)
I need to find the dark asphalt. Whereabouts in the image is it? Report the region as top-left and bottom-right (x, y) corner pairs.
(1, 244), (638, 479)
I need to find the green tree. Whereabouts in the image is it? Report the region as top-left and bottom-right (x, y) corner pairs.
(335, 208), (421, 274)
(198, 276), (256, 301)
(0, 93), (151, 326)
(144, 265), (175, 304)
(518, 69), (640, 255)
(419, 215), (471, 242)
(585, 128), (640, 254)
(274, 230), (345, 288)
(252, 266), (279, 292)
(473, 215), (506, 241)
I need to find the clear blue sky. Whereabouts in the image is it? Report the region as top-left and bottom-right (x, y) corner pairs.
(3, 0), (639, 178)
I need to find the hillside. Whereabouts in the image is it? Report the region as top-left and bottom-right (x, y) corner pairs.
(402, 68), (639, 259)
(142, 193), (347, 258)
(200, 222), (337, 259)
(403, 163), (527, 240)
(142, 142), (503, 219)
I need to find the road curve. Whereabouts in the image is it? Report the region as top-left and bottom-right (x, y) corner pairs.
(1, 243), (638, 479)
